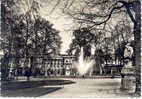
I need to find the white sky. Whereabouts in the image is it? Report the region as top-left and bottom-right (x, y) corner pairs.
(39, 1), (74, 54)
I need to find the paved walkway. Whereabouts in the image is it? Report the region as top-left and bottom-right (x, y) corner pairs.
(40, 78), (134, 98)
(1, 77), (138, 98)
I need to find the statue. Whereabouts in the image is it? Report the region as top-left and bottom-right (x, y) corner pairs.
(121, 42), (134, 74)
(123, 42), (133, 68)
(121, 42), (136, 92)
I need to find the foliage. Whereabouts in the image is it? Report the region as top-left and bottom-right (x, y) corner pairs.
(1, 0), (62, 80)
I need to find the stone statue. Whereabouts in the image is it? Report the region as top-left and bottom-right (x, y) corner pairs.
(123, 42), (133, 68)
(121, 42), (134, 74)
(121, 42), (136, 92)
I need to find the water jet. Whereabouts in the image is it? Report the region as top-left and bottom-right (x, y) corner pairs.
(73, 47), (95, 76)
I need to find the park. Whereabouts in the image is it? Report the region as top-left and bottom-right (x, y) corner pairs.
(0, 0), (141, 98)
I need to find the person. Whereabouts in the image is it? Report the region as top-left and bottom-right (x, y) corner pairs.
(14, 69), (18, 80)
(24, 68), (31, 81)
(82, 75), (85, 78)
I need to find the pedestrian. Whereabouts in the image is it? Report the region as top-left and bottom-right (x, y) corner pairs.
(24, 68), (31, 81)
(82, 75), (85, 78)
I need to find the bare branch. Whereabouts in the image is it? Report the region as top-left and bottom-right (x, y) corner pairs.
(49, 0), (61, 14)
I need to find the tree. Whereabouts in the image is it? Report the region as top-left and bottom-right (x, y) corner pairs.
(62, 0), (141, 93)
(109, 20), (133, 64)
(115, 41), (126, 65)
(94, 49), (105, 75)
(1, 0), (21, 80)
(68, 27), (94, 59)
(1, 0), (62, 79)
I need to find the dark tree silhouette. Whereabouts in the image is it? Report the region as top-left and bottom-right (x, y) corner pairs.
(1, 0), (62, 80)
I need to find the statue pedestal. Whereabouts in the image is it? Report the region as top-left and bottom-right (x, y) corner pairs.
(121, 67), (136, 93)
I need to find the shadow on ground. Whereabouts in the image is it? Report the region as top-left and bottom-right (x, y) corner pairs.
(1, 87), (62, 97)
(1, 79), (76, 97)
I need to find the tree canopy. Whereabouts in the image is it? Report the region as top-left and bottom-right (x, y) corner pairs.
(1, 0), (62, 80)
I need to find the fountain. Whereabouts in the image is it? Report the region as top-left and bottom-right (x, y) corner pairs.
(73, 47), (95, 76)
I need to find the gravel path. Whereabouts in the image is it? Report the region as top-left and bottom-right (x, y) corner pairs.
(40, 78), (133, 98)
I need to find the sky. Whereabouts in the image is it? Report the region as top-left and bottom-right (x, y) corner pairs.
(39, 0), (74, 54)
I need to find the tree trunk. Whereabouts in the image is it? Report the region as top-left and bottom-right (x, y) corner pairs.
(133, 1), (141, 93)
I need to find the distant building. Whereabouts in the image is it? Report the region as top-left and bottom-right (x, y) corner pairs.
(43, 54), (76, 76)
(3, 52), (123, 77)
(61, 54), (76, 76)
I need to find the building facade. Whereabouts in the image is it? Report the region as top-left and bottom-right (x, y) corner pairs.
(43, 55), (76, 76)
(6, 54), (123, 78)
